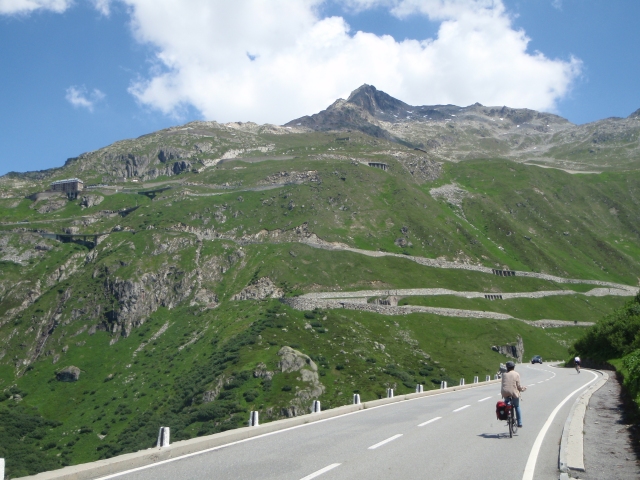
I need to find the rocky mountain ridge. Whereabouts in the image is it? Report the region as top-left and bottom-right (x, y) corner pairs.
(2, 85), (640, 195)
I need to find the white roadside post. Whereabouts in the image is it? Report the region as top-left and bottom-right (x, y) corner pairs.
(248, 411), (259, 426)
(459, 378), (465, 386)
(486, 375), (491, 382)
(416, 384), (424, 393)
(440, 381), (447, 389)
(353, 394), (361, 405)
(473, 376), (479, 384)
(387, 388), (394, 398)
(312, 400), (321, 413)
(494, 374), (499, 380)
(156, 427), (170, 448)
(1, 457), (4, 480)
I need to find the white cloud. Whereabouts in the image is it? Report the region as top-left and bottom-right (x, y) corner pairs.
(11, 0), (583, 124)
(92, 0), (111, 15)
(0, 0), (71, 14)
(118, 0), (581, 124)
(65, 86), (105, 112)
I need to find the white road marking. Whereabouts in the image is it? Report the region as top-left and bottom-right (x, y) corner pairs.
(478, 396), (492, 402)
(368, 434), (403, 450)
(522, 369), (599, 480)
(453, 405), (470, 412)
(418, 417), (441, 427)
(93, 382), (498, 479)
(300, 463), (341, 480)
(527, 384), (535, 387)
(537, 381), (544, 384)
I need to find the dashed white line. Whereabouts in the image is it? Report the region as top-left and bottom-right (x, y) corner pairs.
(418, 416), (441, 427)
(527, 384), (535, 387)
(478, 396), (492, 402)
(453, 405), (471, 412)
(368, 434), (403, 450)
(537, 381), (544, 384)
(300, 463), (341, 480)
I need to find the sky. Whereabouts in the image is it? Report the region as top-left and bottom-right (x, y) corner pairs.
(0, 0), (639, 176)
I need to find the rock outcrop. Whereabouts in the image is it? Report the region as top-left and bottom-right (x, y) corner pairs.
(491, 336), (524, 363)
(80, 194), (104, 208)
(56, 366), (81, 382)
(231, 277), (283, 301)
(277, 346), (324, 412)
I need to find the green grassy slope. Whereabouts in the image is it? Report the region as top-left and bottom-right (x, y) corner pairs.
(1, 129), (639, 477)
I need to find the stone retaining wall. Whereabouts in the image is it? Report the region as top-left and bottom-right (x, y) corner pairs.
(299, 287), (634, 301)
(283, 298), (513, 320)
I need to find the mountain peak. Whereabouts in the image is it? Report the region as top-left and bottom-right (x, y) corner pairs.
(346, 84), (409, 115)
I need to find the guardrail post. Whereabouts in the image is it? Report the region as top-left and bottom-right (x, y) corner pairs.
(248, 411), (259, 427)
(387, 388), (394, 398)
(312, 400), (321, 413)
(416, 384), (424, 393)
(440, 381), (447, 389)
(156, 427), (170, 448)
(473, 376), (479, 384)
(1, 457), (4, 480)
(486, 375), (491, 382)
(353, 393), (361, 405)
(494, 374), (499, 380)
(459, 378), (465, 386)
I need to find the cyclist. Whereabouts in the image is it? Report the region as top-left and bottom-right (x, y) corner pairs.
(501, 361), (526, 428)
(574, 356), (581, 373)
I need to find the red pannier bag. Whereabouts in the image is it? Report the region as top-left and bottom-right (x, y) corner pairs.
(496, 401), (511, 421)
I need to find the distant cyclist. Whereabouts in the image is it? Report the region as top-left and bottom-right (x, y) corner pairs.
(574, 356), (581, 373)
(501, 361), (527, 428)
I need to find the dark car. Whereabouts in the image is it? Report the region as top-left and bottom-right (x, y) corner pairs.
(531, 355), (543, 364)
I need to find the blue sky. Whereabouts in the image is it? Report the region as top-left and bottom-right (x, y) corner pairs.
(0, 0), (638, 176)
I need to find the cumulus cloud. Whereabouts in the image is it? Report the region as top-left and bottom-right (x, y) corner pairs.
(9, 0), (583, 124)
(65, 86), (105, 112)
(118, 0), (580, 124)
(0, 0), (71, 14)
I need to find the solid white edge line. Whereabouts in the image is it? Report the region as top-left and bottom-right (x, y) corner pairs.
(522, 369), (598, 480)
(418, 416), (442, 427)
(300, 463), (341, 480)
(368, 434), (403, 450)
(478, 396), (492, 402)
(94, 382), (499, 479)
(453, 405), (470, 412)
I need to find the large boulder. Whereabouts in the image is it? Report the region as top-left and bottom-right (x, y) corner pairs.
(56, 366), (81, 382)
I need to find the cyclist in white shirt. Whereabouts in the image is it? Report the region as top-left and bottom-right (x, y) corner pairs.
(574, 356), (581, 373)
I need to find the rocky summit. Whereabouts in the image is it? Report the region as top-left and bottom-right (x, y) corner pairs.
(1, 85), (639, 477)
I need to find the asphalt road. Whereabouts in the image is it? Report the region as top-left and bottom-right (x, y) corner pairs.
(101, 365), (598, 480)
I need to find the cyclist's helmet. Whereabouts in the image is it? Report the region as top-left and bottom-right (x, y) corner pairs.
(506, 361), (515, 370)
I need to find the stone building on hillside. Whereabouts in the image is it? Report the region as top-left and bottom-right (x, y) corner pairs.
(50, 178), (84, 199)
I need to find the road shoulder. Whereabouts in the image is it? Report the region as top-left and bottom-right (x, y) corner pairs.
(576, 370), (640, 479)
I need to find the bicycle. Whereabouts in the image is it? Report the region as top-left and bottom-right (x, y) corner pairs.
(505, 397), (518, 438)
(575, 363), (581, 374)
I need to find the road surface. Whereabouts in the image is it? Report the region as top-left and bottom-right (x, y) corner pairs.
(99, 365), (598, 480)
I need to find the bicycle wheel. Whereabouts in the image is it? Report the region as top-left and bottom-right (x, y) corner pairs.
(512, 418), (518, 435)
(508, 413), (513, 438)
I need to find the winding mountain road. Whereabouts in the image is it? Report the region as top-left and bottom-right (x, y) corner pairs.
(98, 365), (598, 480)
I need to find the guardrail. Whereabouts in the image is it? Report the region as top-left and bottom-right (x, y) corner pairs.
(17, 377), (500, 480)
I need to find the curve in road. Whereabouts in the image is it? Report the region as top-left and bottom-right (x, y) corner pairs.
(93, 365), (598, 480)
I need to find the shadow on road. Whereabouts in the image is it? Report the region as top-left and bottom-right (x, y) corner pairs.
(477, 432), (513, 440)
